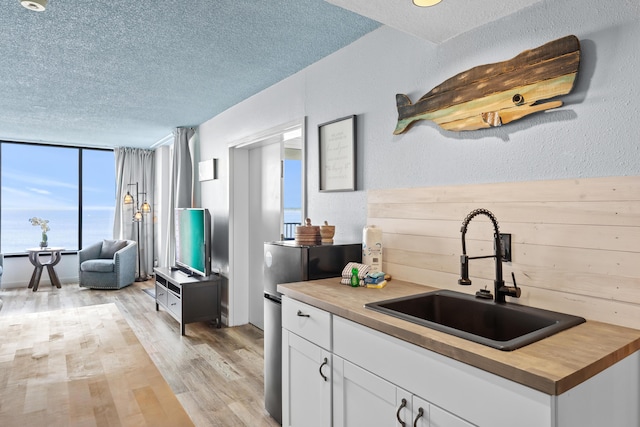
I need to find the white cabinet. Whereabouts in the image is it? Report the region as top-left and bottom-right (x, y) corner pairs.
(283, 295), (640, 427)
(282, 297), (332, 427)
(333, 356), (471, 427)
(430, 401), (474, 427)
(282, 331), (331, 427)
(333, 355), (401, 427)
(333, 315), (551, 427)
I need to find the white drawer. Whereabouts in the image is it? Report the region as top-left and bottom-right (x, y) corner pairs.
(155, 283), (168, 307)
(282, 297), (331, 350)
(167, 292), (182, 319)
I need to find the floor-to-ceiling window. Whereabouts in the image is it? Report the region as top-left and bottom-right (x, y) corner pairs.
(0, 141), (115, 254)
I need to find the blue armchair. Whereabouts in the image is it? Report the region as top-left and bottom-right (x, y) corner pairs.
(79, 240), (137, 289)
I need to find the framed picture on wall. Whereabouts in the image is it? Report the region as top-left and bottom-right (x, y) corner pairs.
(318, 115), (356, 192)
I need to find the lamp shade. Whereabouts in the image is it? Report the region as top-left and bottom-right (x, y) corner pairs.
(141, 201), (151, 213)
(123, 192), (134, 204)
(133, 211), (143, 222)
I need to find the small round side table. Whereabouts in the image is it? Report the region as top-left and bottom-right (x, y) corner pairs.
(26, 247), (65, 292)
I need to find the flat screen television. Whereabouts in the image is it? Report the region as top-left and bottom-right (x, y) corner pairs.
(174, 208), (211, 277)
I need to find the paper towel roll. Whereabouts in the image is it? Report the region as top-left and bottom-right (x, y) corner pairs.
(363, 225), (383, 274)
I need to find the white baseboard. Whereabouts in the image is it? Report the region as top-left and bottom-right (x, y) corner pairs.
(1, 276), (78, 289)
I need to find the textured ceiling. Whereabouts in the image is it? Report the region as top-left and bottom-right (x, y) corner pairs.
(0, 0), (380, 148)
(0, 0), (542, 149)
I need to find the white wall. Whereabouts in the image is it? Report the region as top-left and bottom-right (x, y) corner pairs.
(196, 0), (639, 323)
(2, 254), (79, 288)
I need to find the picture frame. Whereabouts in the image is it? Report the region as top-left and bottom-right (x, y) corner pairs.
(198, 158), (218, 181)
(318, 115), (356, 192)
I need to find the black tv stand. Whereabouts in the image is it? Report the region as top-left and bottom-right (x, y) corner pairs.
(154, 267), (222, 335)
(170, 265), (191, 274)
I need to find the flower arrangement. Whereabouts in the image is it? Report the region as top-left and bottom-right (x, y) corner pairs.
(29, 217), (50, 248)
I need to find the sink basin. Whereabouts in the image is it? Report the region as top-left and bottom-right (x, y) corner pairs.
(365, 290), (585, 351)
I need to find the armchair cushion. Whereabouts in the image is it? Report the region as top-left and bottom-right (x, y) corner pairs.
(100, 239), (127, 259)
(80, 259), (115, 273)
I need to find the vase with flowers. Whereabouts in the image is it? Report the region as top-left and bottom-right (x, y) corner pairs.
(29, 217), (50, 248)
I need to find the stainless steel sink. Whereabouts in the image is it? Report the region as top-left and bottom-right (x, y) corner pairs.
(365, 290), (585, 351)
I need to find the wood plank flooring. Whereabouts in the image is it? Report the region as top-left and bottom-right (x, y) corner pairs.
(0, 303), (194, 426)
(0, 280), (279, 427)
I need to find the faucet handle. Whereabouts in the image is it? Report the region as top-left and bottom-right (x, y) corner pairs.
(475, 286), (493, 299)
(504, 272), (522, 298)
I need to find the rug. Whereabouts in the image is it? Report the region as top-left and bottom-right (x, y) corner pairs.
(0, 303), (193, 426)
(142, 287), (156, 298)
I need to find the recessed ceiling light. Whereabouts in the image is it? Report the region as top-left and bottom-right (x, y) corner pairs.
(413, 0), (442, 6)
(20, 0), (48, 12)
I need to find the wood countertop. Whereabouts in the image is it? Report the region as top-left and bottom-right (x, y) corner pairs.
(278, 278), (640, 396)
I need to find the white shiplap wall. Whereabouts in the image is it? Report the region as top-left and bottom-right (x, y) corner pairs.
(368, 176), (640, 330)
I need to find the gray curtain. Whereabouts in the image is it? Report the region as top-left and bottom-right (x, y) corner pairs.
(114, 147), (155, 280)
(174, 127), (195, 209)
(159, 127), (196, 268)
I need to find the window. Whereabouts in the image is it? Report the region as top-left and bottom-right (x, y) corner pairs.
(0, 142), (115, 254)
(282, 147), (302, 240)
(81, 149), (116, 249)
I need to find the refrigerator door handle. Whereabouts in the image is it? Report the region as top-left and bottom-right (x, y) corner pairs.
(264, 293), (282, 304)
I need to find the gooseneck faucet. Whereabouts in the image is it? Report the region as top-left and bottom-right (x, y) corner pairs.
(459, 208), (520, 303)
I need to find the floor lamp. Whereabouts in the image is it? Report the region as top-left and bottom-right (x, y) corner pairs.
(123, 182), (151, 282)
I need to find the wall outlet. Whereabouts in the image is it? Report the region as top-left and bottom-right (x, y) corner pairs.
(499, 233), (512, 262)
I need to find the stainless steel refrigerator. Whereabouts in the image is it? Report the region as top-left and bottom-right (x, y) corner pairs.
(263, 241), (361, 423)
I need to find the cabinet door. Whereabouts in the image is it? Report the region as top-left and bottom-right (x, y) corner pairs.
(334, 357), (410, 427)
(429, 403), (475, 427)
(282, 331), (331, 427)
(409, 395), (429, 427)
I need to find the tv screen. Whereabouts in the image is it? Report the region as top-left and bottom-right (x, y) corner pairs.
(174, 208), (211, 277)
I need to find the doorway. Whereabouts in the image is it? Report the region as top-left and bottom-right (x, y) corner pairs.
(228, 119), (305, 328)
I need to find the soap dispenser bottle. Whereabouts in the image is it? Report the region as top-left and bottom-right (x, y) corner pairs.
(350, 267), (360, 287)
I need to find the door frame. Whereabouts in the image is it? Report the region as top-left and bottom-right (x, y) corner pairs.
(227, 118), (306, 326)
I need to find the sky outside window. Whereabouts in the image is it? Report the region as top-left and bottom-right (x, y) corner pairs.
(82, 149), (116, 248)
(1, 143), (115, 254)
(283, 158), (302, 225)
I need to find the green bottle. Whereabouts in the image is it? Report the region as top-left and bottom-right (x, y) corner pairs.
(350, 267), (360, 287)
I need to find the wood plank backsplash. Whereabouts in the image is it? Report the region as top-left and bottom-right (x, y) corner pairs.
(367, 176), (640, 330)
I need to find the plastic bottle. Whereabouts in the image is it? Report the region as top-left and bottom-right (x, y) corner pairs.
(350, 267), (360, 287)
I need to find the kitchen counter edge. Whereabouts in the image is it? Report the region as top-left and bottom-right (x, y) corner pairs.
(278, 278), (640, 395)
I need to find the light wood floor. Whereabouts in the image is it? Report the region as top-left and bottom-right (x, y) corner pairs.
(0, 279), (280, 427)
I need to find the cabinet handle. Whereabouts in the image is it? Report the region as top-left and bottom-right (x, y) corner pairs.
(413, 407), (424, 427)
(319, 357), (328, 381)
(396, 398), (407, 427)
(297, 310), (310, 317)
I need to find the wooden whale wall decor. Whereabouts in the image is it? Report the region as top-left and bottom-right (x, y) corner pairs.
(393, 35), (581, 134)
